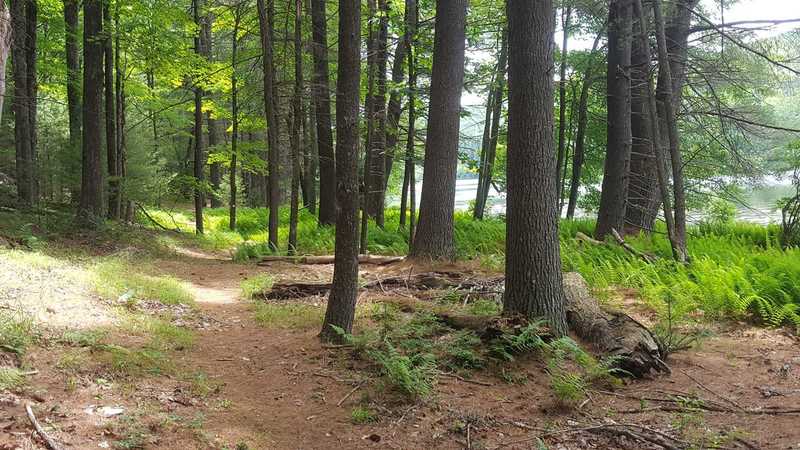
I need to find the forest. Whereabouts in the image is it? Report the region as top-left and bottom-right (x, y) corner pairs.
(1, 0), (800, 448)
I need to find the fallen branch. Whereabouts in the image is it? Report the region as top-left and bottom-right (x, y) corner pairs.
(135, 202), (180, 233)
(25, 403), (64, 450)
(258, 254), (404, 266)
(337, 380), (365, 407)
(611, 228), (658, 263)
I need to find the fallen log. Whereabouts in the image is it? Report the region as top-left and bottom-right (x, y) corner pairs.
(563, 272), (668, 377)
(257, 254), (404, 266)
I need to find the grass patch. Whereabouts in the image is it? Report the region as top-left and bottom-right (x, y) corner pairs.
(92, 258), (194, 306)
(240, 274), (274, 299)
(0, 310), (36, 355)
(0, 367), (26, 390)
(252, 302), (324, 330)
(350, 406), (378, 424)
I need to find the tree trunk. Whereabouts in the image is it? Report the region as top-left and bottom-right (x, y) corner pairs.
(114, 3), (128, 218)
(651, 0), (687, 262)
(288, 0), (303, 254)
(474, 31), (507, 220)
(625, 0), (699, 233)
(24, 0), (36, 200)
(0, 2), (10, 126)
(409, 0), (467, 261)
(257, 0), (280, 250)
(229, 9), (241, 230)
(78, 0), (104, 224)
(595, 0), (632, 240)
(555, 6), (571, 216)
(359, 0), (378, 253)
(366, 0), (389, 226)
(624, 16), (657, 234)
(320, 0), (361, 342)
(11, 0), (34, 206)
(309, 0), (336, 226)
(204, 12), (221, 208)
(382, 35), (408, 193)
(503, 0), (567, 337)
(192, 0), (205, 234)
(399, 0), (417, 233)
(104, 1), (119, 220)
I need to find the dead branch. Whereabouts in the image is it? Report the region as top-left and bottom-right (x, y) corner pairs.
(258, 254), (404, 266)
(25, 403), (64, 450)
(611, 228), (658, 263)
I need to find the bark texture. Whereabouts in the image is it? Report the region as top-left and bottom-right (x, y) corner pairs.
(257, 0), (280, 249)
(321, 0), (361, 341)
(409, 0), (467, 260)
(503, 0), (567, 337)
(78, 0), (105, 224)
(595, 0), (632, 240)
(310, 0), (336, 226)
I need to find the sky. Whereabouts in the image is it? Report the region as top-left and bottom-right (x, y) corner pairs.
(461, 0), (800, 108)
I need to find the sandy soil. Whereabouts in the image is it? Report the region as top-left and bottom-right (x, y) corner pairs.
(1, 245), (800, 450)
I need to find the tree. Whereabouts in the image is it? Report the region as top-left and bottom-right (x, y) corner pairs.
(474, 30), (507, 220)
(399, 0), (417, 235)
(78, 0), (105, 224)
(320, 0), (360, 342)
(366, 0), (389, 227)
(0, 1), (10, 125)
(309, 0), (336, 226)
(595, 0), (632, 240)
(192, 0), (205, 234)
(503, 0), (567, 337)
(257, 0), (279, 250)
(555, 6), (571, 214)
(105, 0), (120, 219)
(409, 0), (467, 260)
(11, 0), (36, 207)
(229, 4), (243, 230)
(288, 0), (303, 254)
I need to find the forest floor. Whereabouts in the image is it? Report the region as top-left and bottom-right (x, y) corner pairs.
(1, 225), (800, 450)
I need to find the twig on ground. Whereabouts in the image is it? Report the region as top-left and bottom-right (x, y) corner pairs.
(337, 380), (365, 407)
(25, 403), (64, 450)
(679, 368), (744, 411)
(439, 372), (494, 387)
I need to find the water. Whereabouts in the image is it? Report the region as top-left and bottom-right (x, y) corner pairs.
(401, 178), (795, 225)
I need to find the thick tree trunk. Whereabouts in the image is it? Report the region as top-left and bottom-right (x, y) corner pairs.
(321, 0), (361, 342)
(104, 1), (119, 220)
(24, 0), (36, 200)
(474, 31), (507, 220)
(360, 0), (378, 253)
(203, 12), (221, 208)
(78, 0), (104, 224)
(555, 6), (571, 215)
(11, 0), (34, 206)
(624, 20), (658, 234)
(309, 0), (336, 226)
(503, 0), (567, 337)
(382, 36), (408, 193)
(288, 0), (303, 254)
(566, 31), (602, 219)
(595, 0), (632, 240)
(410, 0), (467, 261)
(563, 272), (668, 377)
(114, 4), (128, 218)
(257, 0), (280, 249)
(625, 0), (699, 233)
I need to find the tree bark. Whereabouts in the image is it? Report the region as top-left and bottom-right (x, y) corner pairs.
(409, 0), (467, 261)
(399, 0), (417, 236)
(503, 0), (567, 337)
(257, 0), (280, 249)
(78, 0), (104, 224)
(288, 0), (303, 254)
(104, 1), (119, 220)
(0, 1), (10, 126)
(24, 0), (36, 200)
(320, 0), (361, 342)
(382, 35), (408, 193)
(474, 31), (507, 220)
(359, 0), (377, 253)
(595, 0), (632, 240)
(309, 0), (336, 226)
(11, 0), (34, 206)
(366, 0), (389, 226)
(555, 6), (571, 215)
(229, 8), (241, 230)
(204, 12), (221, 208)
(565, 32), (602, 219)
(192, 0), (205, 234)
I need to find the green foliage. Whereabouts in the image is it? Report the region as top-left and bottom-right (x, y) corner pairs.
(92, 258), (194, 306)
(0, 311), (35, 355)
(0, 367), (26, 390)
(240, 274), (274, 299)
(350, 406), (378, 424)
(252, 303), (323, 330)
